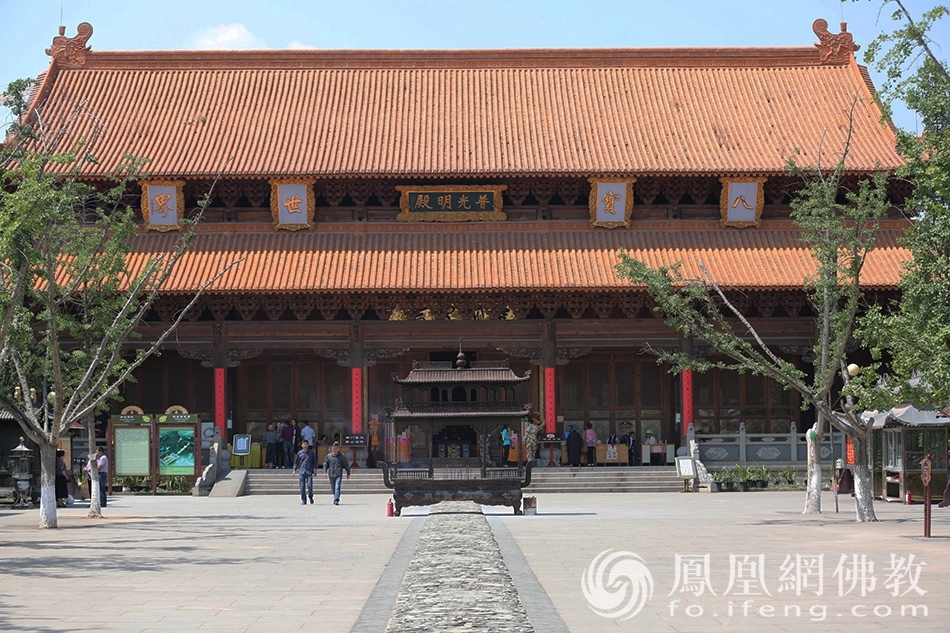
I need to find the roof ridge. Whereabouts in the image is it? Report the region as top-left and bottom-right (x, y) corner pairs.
(75, 47), (840, 72)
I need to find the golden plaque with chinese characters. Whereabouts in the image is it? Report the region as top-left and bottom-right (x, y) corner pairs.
(140, 180), (185, 232)
(269, 179), (316, 231)
(395, 185), (507, 222)
(587, 178), (636, 229)
(719, 177), (767, 228)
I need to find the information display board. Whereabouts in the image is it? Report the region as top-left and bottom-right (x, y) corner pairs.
(109, 412), (202, 493)
(158, 427), (196, 475)
(114, 426), (151, 476)
(675, 456), (696, 479)
(232, 434), (252, 456)
(343, 434), (367, 447)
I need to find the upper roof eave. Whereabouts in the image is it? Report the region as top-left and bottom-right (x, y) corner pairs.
(34, 23), (902, 181)
(77, 166), (903, 182)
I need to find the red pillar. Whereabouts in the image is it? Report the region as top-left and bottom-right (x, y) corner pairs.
(544, 367), (556, 434)
(681, 368), (693, 442)
(351, 367), (363, 434)
(214, 367), (226, 439)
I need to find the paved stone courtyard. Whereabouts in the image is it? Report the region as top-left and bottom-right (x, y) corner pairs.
(1, 490), (948, 632)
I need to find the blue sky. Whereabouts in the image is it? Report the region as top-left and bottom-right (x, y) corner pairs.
(1, 0), (946, 132)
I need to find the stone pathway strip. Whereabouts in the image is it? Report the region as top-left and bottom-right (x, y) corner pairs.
(382, 501), (534, 633)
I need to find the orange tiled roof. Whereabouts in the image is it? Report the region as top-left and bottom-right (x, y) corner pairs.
(127, 221), (909, 295)
(31, 39), (901, 179)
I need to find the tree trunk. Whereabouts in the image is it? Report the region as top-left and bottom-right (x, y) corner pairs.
(86, 453), (102, 518)
(38, 442), (58, 528)
(803, 421), (823, 514)
(85, 415), (103, 518)
(850, 432), (878, 522)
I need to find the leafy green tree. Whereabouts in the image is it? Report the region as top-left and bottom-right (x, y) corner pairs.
(615, 129), (890, 520)
(0, 78), (235, 527)
(854, 1), (950, 409)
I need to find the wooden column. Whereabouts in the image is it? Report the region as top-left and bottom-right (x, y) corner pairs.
(212, 324), (228, 439)
(680, 336), (693, 443)
(542, 321), (557, 434)
(350, 323), (363, 434)
(681, 369), (693, 443)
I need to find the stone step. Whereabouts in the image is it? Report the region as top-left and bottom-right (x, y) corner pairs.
(242, 466), (684, 494)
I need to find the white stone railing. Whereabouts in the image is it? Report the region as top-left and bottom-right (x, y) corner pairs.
(689, 422), (846, 466)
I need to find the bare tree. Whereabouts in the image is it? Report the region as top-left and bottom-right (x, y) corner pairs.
(615, 113), (890, 521)
(0, 78), (240, 526)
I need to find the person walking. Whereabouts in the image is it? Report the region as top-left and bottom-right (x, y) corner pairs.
(500, 425), (512, 466)
(584, 422), (598, 467)
(84, 447), (108, 507)
(281, 420), (297, 468)
(323, 441), (351, 505)
(292, 439), (316, 505)
(523, 415), (542, 466)
(624, 432), (637, 465)
(298, 421), (316, 454)
(55, 449), (70, 507)
(566, 425), (583, 467)
(263, 423), (278, 469)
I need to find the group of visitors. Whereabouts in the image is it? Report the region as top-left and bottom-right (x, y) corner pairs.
(501, 416), (652, 468)
(264, 419), (328, 469)
(564, 422), (600, 467)
(499, 415), (544, 466)
(564, 423), (643, 467)
(52, 446), (107, 509)
(292, 440), (351, 506)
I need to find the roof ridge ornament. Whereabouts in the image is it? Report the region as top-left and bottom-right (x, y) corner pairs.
(812, 18), (860, 64)
(46, 22), (93, 67)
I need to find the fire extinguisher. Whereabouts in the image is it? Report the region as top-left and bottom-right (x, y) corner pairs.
(386, 498), (394, 517)
(905, 489), (913, 505)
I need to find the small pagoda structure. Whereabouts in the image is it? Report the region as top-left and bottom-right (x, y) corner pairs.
(381, 348), (533, 514)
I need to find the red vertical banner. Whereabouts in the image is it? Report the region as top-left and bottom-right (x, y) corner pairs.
(544, 366), (556, 434)
(214, 367), (226, 439)
(351, 367), (363, 434)
(846, 435), (855, 465)
(681, 368), (693, 442)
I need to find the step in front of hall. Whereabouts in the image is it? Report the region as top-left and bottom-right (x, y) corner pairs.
(242, 466), (682, 495)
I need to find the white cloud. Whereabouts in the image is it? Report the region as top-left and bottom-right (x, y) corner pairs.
(286, 41), (318, 50)
(192, 24), (264, 49)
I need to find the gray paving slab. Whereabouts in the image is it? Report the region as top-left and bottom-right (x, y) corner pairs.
(487, 491), (950, 633)
(0, 489), (947, 632)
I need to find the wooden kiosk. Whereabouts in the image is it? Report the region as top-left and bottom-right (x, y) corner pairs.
(381, 350), (533, 515)
(869, 405), (949, 502)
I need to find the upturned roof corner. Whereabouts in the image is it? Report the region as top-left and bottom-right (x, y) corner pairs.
(45, 22), (94, 68)
(813, 18), (861, 64)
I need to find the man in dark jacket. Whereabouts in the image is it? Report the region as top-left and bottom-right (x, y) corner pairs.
(566, 426), (583, 467)
(292, 439), (317, 505)
(323, 441), (351, 505)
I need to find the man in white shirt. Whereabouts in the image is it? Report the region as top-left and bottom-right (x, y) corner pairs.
(644, 431), (659, 465)
(299, 421), (316, 448)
